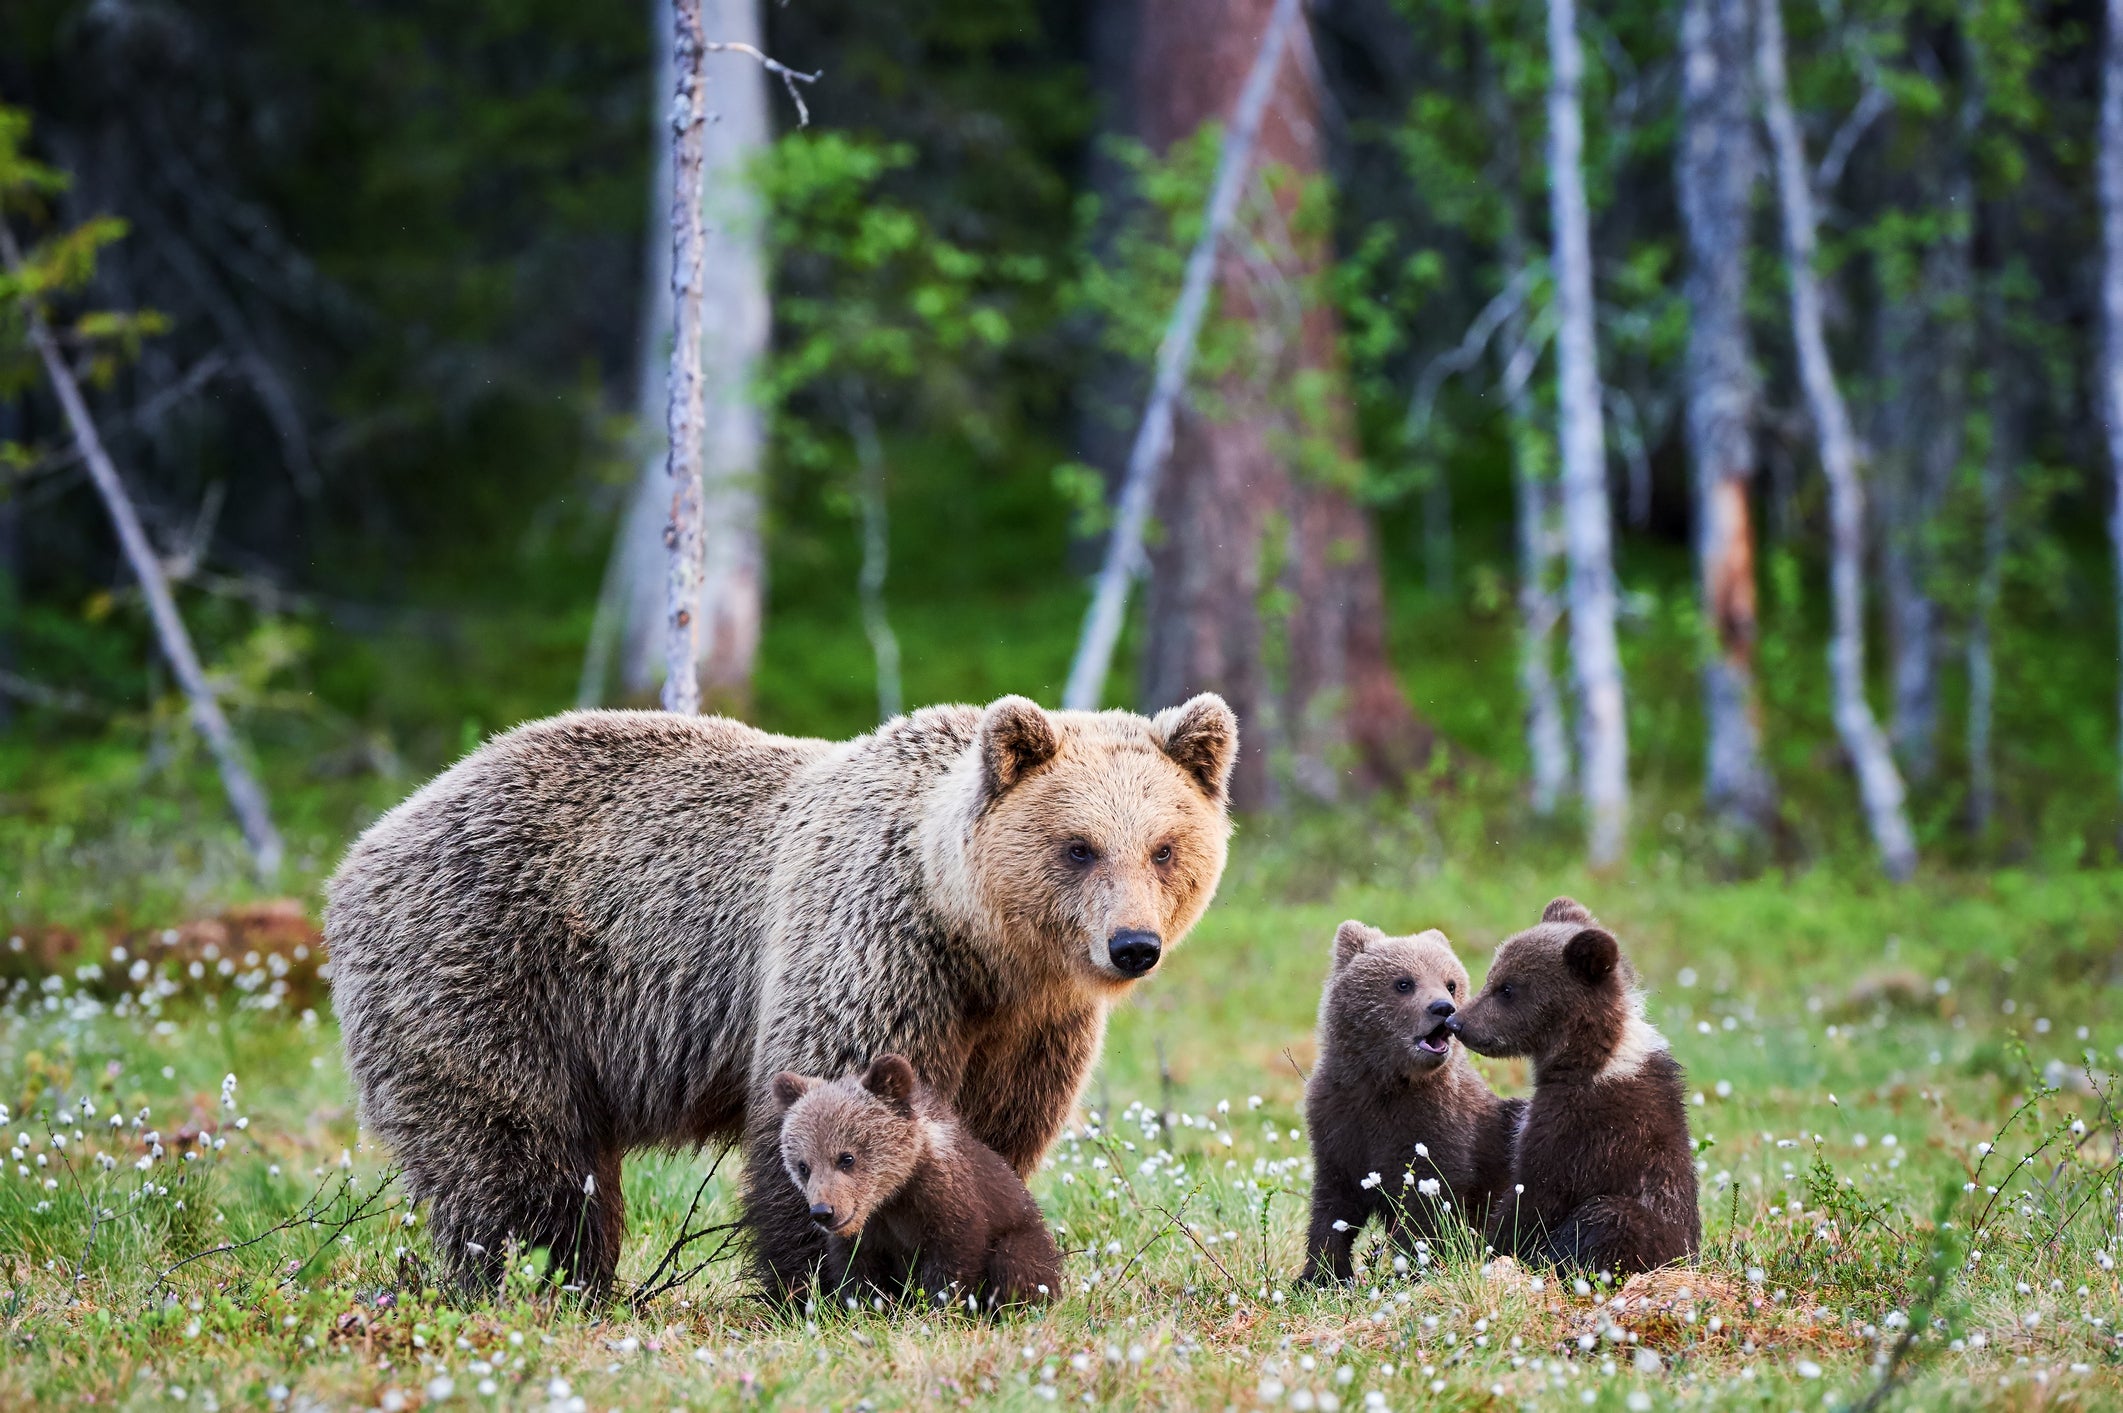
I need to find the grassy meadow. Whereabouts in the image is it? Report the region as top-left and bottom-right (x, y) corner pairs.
(5, 808), (2123, 1411)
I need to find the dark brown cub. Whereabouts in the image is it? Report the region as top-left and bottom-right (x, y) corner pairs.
(1301, 921), (1526, 1284)
(773, 1054), (1062, 1311)
(1447, 897), (1700, 1276)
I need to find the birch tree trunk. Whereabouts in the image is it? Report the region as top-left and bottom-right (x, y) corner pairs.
(1503, 303), (1573, 818)
(1679, 0), (1774, 835)
(2102, 0), (2123, 833)
(663, 0), (711, 714)
(1757, 0), (1917, 880)
(1128, 0), (1429, 809)
(846, 385), (902, 723)
(1967, 286), (2011, 840)
(585, 0), (769, 712)
(3, 226), (283, 876)
(1547, 0), (1631, 865)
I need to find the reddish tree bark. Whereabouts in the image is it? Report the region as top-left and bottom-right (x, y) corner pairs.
(1132, 0), (1428, 810)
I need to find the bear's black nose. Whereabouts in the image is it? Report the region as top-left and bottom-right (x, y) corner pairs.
(1443, 1016), (1464, 1035)
(1427, 998), (1456, 1019)
(1108, 930), (1162, 977)
(809, 1202), (836, 1226)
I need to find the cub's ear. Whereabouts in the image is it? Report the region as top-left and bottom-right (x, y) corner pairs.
(1332, 920), (1375, 969)
(771, 1072), (816, 1113)
(861, 1054), (919, 1114)
(979, 696), (1060, 799)
(1542, 896), (1594, 926)
(1152, 693), (1239, 803)
(1562, 927), (1619, 986)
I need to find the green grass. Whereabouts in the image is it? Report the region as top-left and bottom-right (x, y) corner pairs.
(4, 815), (2123, 1410)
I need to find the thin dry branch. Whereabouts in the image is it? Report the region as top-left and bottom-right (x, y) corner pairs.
(703, 41), (822, 127)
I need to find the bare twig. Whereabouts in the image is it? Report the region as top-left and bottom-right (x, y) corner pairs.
(151, 1170), (344, 1297)
(1061, 0), (1305, 711)
(278, 1167), (405, 1290)
(628, 1148), (739, 1311)
(0, 219), (284, 876)
(702, 41), (822, 127)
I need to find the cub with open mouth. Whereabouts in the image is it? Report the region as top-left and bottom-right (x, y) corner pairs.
(1301, 921), (1525, 1284)
(1447, 897), (1699, 1275)
(773, 1054), (1062, 1311)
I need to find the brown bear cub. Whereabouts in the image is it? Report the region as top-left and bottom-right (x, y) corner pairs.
(773, 1054), (1063, 1311)
(1447, 898), (1699, 1275)
(1302, 922), (1526, 1284)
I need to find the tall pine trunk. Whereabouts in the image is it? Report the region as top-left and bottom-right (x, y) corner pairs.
(1757, 0), (1917, 879)
(1679, 0), (1774, 836)
(1133, 0), (1427, 810)
(1547, 0), (1631, 865)
(2102, 0), (2123, 836)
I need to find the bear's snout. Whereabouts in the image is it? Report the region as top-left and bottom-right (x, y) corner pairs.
(1107, 929), (1162, 977)
(1427, 997), (1456, 1019)
(809, 1201), (838, 1227)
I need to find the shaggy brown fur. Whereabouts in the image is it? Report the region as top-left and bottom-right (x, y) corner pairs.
(1301, 922), (1524, 1283)
(325, 694), (1235, 1298)
(773, 1054), (1062, 1310)
(1448, 898), (1700, 1276)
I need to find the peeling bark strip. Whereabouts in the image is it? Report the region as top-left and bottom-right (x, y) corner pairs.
(2, 224), (283, 877)
(1548, 0), (1630, 865)
(1678, 0), (1773, 832)
(1757, 0), (1917, 881)
(2104, 0), (2123, 830)
(1061, 0), (1302, 715)
(664, 0), (712, 715)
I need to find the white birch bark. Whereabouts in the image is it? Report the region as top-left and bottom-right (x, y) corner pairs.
(3, 226), (283, 876)
(1679, 0), (1774, 832)
(1502, 303), (1573, 818)
(2103, 0), (2123, 831)
(1061, 0), (1302, 712)
(1547, 0), (1631, 866)
(585, 0), (768, 710)
(846, 385), (902, 723)
(663, 0), (711, 715)
(1757, 0), (1917, 879)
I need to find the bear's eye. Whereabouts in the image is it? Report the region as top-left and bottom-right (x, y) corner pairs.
(837, 1152), (856, 1172)
(797, 1161), (811, 1181)
(1447, 979), (1457, 995)
(1152, 844), (1174, 866)
(1499, 983), (1514, 1000)
(1393, 977), (1414, 995)
(1064, 840), (1097, 867)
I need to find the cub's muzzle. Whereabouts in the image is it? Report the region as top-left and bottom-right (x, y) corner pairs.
(1107, 929), (1163, 978)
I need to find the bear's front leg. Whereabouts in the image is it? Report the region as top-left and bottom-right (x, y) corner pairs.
(1300, 1165), (1370, 1284)
(741, 1102), (826, 1302)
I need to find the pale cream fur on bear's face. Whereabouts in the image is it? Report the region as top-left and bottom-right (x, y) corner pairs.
(960, 699), (1235, 995)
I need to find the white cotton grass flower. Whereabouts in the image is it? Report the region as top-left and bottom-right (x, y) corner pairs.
(1413, 1143), (1429, 1159)
(584, 1172), (596, 1196)
(1417, 1178), (1441, 1198)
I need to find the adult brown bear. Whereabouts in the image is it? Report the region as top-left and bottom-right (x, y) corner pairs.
(325, 694), (1235, 1298)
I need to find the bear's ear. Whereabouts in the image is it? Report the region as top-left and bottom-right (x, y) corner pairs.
(1332, 920), (1374, 969)
(861, 1054), (919, 1115)
(1562, 927), (1619, 986)
(1542, 896), (1594, 926)
(1152, 694), (1239, 803)
(771, 1072), (816, 1113)
(979, 696), (1060, 800)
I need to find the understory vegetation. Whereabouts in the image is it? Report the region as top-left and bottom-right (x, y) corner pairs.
(4, 824), (2123, 1409)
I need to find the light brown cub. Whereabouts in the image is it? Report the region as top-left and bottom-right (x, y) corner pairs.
(773, 1055), (1063, 1311)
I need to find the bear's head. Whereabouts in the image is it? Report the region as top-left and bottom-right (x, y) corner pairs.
(1447, 897), (1640, 1072)
(1321, 921), (1470, 1080)
(772, 1054), (929, 1240)
(930, 693), (1237, 993)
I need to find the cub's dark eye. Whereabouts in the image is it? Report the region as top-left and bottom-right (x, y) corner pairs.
(1447, 979), (1458, 995)
(796, 1161), (811, 1180)
(1152, 844), (1174, 866)
(837, 1152), (856, 1172)
(1499, 984), (1515, 1000)
(1065, 841), (1097, 866)
(1393, 977), (1414, 995)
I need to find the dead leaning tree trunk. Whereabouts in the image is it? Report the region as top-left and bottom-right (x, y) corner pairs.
(1679, 0), (1775, 837)
(2103, 0), (2123, 841)
(2, 224), (283, 877)
(1757, 0), (1917, 880)
(1548, 0), (1631, 866)
(1061, 0), (1302, 715)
